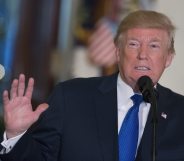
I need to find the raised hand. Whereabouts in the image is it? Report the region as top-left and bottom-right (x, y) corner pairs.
(2, 74), (48, 139)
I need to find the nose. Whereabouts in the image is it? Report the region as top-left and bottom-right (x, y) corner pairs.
(137, 45), (148, 60)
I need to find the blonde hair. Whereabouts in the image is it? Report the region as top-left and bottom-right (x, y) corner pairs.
(114, 10), (176, 54)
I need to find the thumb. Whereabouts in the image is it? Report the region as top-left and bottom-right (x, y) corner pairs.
(34, 103), (49, 122)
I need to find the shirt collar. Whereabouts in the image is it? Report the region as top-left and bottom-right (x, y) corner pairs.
(117, 74), (135, 107)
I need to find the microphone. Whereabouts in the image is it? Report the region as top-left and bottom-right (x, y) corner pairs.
(0, 64), (5, 80)
(137, 75), (154, 103)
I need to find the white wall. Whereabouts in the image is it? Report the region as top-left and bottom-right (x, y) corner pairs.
(155, 0), (184, 95)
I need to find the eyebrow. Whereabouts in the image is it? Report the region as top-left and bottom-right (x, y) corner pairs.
(127, 37), (162, 43)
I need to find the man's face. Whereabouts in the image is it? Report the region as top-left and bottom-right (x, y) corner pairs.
(116, 28), (174, 90)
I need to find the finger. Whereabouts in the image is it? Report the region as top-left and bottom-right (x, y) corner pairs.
(10, 79), (18, 99)
(33, 103), (49, 122)
(25, 77), (34, 99)
(18, 74), (25, 96)
(3, 90), (10, 106)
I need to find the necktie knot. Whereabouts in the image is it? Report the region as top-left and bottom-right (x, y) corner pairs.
(131, 94), (143, 106)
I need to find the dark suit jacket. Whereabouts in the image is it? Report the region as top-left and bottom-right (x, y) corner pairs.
(1, 73), (184, 161)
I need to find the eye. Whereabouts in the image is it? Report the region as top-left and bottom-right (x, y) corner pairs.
(127, 40), (140, 48)
(149, 42), (161, 49)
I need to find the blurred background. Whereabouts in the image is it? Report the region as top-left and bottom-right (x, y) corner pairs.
(0, 0), (184, 119)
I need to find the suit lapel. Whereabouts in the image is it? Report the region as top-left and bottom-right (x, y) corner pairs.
(94, 74), (119, 161)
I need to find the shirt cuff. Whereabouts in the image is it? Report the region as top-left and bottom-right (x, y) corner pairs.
(0, 131), (26, 154)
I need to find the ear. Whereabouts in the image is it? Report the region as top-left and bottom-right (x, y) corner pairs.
(165, 52), (174, 68)
(115, 47), (120, 62)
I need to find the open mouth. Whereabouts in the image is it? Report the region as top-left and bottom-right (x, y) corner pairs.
(135, 66), (151, 71)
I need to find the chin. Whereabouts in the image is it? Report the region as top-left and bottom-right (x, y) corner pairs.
(135, 73), (152, 79)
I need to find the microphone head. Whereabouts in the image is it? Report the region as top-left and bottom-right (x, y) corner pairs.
(137, 75), (153, 102)
(0, 64), (5, 80)
(137, 75), (153, 93)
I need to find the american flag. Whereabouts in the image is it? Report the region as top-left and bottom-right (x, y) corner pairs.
(88, 18), (118, 67)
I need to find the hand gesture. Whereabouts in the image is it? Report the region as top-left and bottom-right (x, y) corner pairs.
(2, 74), (48, 139)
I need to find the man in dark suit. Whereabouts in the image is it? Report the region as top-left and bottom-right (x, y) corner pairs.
(1, 10), (184, 161)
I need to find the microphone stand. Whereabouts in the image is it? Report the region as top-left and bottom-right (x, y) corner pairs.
(149, 91), (158, 161)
